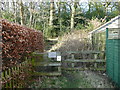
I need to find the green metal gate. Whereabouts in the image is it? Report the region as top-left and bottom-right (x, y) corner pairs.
(106, 28), (120, 87)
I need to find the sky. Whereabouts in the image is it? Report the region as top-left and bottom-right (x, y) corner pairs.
(1, 0), (119, 13)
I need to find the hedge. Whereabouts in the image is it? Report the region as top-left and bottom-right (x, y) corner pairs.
(2, 19), (44, 61)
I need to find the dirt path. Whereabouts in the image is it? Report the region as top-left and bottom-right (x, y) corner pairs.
(80, 71), (115, 88)
(29, 70), (115, 88)
(63, 71), (115, 88)
(29, 37), (115, 88)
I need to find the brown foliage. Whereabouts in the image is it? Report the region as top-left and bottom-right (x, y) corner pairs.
(2, 19), (44, 61)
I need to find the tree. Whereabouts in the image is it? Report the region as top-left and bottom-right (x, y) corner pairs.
(19, 0), (24, 25)
(1, 0), (120, 38)
(29, 2), (33, 27)
(70, 2), (75, 30)
(12, 0), (17, 23)
(49, 0), (54, 27)
(114, 1), (120, 14)
(70, 1), (78, 30)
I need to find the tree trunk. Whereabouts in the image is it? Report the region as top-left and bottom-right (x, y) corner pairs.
(20, 0), (24, 25)
(57, 0), (62, 31)
(49, 0), (54, 27)
(29, 2), (33, 27)
(70, 2), (75, 30)
(12, 1), (17, 23)
(0, 2), (2, 18)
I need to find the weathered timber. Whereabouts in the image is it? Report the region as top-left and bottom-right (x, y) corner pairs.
(61, 67), (106, 71)
(63, 59), (106, 63)
(32, 72), (61, 76)
(34, 62), (61, 66)
(64, 51), (105, 54)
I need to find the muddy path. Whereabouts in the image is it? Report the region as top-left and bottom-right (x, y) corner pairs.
(30, 70), (115, 88)
(29, 38), (116, 88)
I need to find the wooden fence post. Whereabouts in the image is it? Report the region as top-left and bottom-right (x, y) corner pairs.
(71, 54), (75, 68)
(8, 68), (12, 88)
(5, 70), (8, 88)
(2, 72), (4, 87)
(94, 53), (98, 69)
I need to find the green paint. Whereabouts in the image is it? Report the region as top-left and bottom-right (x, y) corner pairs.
(106, 28), (120, 87)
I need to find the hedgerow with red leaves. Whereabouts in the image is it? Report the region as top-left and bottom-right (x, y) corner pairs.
(2, 19), (44, 62)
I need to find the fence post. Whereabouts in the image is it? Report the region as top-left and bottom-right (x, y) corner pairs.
(8, 68), (12, 88)
(2, 71), (5, 88)
(94, 53), (98, 69)
(11, 67), (14, 88)
(71, 54), (75, 68)
(5, 70), (8, 88)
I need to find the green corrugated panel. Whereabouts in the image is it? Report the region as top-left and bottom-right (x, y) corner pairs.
(113, 61), (119, 84)
(118, 40), (120, 86)
(106, 28), (120, 87)
(108, 40), (114, 79)
(114, 40), (119, 85)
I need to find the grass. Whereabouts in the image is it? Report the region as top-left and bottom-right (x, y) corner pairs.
(30, 70), (93, 88)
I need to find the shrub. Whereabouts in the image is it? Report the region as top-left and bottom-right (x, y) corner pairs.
(75, 24), (85, 30)
(2, 19), (44, 61)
